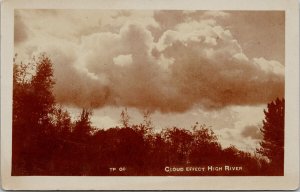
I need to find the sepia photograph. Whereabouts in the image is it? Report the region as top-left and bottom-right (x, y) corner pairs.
(1, 0), (299, 190)
(12, 9), (285, 176)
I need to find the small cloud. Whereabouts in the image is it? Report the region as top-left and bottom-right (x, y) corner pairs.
(253, 57), (284, 75)
(233, 53), (249, 62)
(241, 125), (263, 140)
(113, 54), (133, 67)
(202, 11), (231, 18)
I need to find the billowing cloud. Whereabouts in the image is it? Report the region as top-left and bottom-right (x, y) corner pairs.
(15, 10), (284, 113)
(151, 19), (284, 110)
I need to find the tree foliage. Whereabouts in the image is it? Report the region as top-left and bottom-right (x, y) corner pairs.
(73, 109), (93, 141)
(12, 55), (283, 176)
(12, 54), (56, 174)
(257, 98), (284, 175)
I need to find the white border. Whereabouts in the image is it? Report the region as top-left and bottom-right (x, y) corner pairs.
(1, 0), (299, 190)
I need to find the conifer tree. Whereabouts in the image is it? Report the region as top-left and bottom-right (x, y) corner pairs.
(257, 98), (284, 175)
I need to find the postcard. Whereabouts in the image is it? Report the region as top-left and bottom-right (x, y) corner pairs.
(1, 0), (299, 190)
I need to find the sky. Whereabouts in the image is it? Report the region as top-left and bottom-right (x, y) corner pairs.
(14, 10), (285, 152)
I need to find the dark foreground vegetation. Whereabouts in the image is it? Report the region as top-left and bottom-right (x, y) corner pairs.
(12, 55), (284, 176)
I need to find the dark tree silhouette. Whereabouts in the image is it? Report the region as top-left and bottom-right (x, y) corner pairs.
(12, 54), (56, 175)
(73, 109), (93, 142)
(12, 54), (278, 176)
(162, 127), (193, 165)
(30, 55), (55, 128)
(53, 105), (72, 136)
(190, 123), (222, 165)
(257, 98), (284, 175)
(120, 107), (130, 127)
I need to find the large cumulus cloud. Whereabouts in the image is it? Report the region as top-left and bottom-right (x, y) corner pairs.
(155, 19), (284, 110)
(15, 10), (284, 113)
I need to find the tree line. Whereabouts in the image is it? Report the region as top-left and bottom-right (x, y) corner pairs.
(12, 54), (284, 176)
